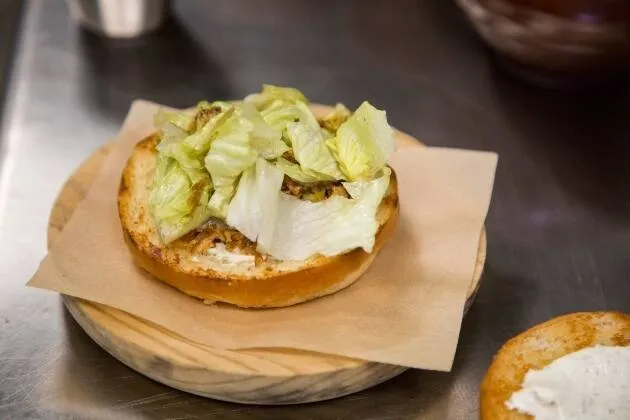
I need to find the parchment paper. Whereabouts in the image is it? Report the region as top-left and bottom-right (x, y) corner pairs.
(29, 100), (498, 371)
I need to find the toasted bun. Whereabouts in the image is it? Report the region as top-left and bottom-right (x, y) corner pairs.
(118, 134), (399, 308)
(480, 311), (630, 419)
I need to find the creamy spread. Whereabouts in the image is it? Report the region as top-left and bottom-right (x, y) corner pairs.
(189, 244), (255, 268)
(206, 244), (255, 265)
(506, 345), (630, 420)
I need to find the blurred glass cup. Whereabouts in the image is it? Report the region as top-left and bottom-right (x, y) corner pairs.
(67, 0), (171, 39)
(456, 0), (630, 87)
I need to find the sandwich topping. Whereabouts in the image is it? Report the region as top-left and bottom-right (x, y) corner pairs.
(506, 345), (630, 419)
(148, 85), (396, 261)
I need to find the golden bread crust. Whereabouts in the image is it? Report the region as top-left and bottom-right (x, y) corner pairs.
(118, 135), (399, 308)
(480, 311), (630, 419)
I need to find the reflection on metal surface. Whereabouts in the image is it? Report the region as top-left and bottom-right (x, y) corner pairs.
(75, 16), (232, 123)
(66, 0), (171, 39)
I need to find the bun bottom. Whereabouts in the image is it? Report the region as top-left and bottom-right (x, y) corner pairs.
(480, 311), (630, 419)
(123, 206), (399, 308)
(119, 133), (400, 308)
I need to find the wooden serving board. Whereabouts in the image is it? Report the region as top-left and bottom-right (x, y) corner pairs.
(48, 124), (487, 405)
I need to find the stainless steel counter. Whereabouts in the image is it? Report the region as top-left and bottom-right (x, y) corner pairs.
(1, 1), (629, 419)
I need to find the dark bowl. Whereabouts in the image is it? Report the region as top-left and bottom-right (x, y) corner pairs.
(456, 0), (630, 86)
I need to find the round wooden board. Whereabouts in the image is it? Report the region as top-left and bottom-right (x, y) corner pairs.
(48, 109), (487, 405)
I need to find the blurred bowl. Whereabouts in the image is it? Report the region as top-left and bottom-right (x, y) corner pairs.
(456, 0), (630, 86)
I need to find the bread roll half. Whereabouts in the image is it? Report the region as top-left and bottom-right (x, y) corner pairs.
(480, 311), (630, 419)
(118, 134), (399, 308)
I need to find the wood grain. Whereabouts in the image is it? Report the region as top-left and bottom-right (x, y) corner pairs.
(47, 107), (487, 405)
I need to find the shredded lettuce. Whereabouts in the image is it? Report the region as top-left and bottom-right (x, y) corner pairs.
(226, 158), (284, 243)
(157, 107), (233, 184)
(275, 157), (322, 183)
(184, 107), (234, 154)
(150, 106), (232, 242)
(149, 88), (397, 259)
(156, 141), (202, 183)
(206, 186), (236, 219)
(204, 108), (258, 218)
(244, 84), (309, 111)
(159, 121), (188, 146)
(149, 160), (213, 244)
(257, 168), (391, 260)
(150, 161), (191, 221)
(320, 127), (334, 140)
(286, 122), (345, 181)
(319, 103), (351, 132)
(242, 104), (288, 159)
(154, 109), (193, 132)
(261, 100), (320, 135)
(326, 101), (395, 181)
(197, 100), (232, 112)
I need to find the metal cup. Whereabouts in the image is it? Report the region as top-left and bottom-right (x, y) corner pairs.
(66, 0), (171, 39)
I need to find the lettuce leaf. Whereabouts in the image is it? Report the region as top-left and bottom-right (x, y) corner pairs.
(159, 121), (188, 146)
(319, 103), (351, 132)
(197, 100), (232, 112)
(149, 92), (395, 255)
(257, 168), (391, 260)
(157, 107), (234, 184)
(244, 84), (309, 111)
(226, 158), (284, 242)
(207, 186), (236, 219)
(286, 122), (345, 181)
(204, 109), (258, 218)
(154, 108), (193, 132)
(261, 100), (320, 136)
(190, 101), (231, 132)
(274, 157), (319, 183)
(151, 105), (239, 240)
(149, 160), (213, 243)
(242, 104), (288, 159)
(320, 127), (334, 140)
(150, 106), (235, 242)
(184, 107), (234, 154)
(326, 101), (395, 181)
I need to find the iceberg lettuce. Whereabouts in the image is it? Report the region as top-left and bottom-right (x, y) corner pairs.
(326, 101), (395, 181)
(257, 169), (391, 260)
(319, 103), (351, 132)
(149, 160), (213, 244)
(242, 104), (288, 159)
(154, 108), (193, 132)
(244, 84), (309, 111)
(226, 159), (284, 243)
(261, 100), (320, 135)
(286, 122), (345, 181)
(275, 157), (322, 183)
(204, 108), (258, 218)
(149, 89), (397, 259)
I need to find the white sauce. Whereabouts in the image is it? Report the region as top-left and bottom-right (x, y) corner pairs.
(191, 243), (255, 268)
(506, 345), (630, 420)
